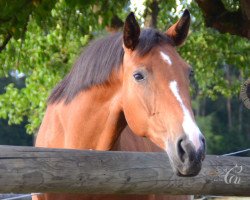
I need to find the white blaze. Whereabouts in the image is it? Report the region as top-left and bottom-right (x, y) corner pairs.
(160, 51), (172, 65)
(169, 80), (202, 151)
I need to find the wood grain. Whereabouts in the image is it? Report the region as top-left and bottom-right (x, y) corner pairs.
(0, 145), (249, 196)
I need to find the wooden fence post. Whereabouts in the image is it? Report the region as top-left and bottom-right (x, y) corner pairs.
(0, 145), (249, 196)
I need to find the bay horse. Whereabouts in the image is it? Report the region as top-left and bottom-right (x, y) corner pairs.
(34, 10), (206, 200)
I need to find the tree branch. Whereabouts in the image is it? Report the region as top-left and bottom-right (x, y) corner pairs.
(0, 33), (12, 53)
(195, 0), (250, 39)
(144, 0), (159, 28)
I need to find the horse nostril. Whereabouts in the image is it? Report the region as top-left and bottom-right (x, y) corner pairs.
(177, 138), (186, 163)
(177, 136), (196, 163)
(200, 135), (206, 149)
(199, 135), (206, 160)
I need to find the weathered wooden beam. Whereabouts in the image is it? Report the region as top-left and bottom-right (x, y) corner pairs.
(0, 145), (249, 196)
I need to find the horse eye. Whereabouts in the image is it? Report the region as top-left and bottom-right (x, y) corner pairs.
(189, 69), (194, 77)
(133, 72), (145, 81)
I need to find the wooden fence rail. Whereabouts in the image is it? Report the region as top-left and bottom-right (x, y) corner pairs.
(0, 145), (249, 196)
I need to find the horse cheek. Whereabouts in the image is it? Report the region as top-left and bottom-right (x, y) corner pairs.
(122, 90), (148, 137)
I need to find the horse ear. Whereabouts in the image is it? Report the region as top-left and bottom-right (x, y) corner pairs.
(123, 12), (140, 51)
(166, 9), (190, 46)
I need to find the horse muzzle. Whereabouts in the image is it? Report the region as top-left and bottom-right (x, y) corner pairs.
(167, 134), (206, 177)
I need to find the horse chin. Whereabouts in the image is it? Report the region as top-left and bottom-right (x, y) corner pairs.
(173, 161), (202, 177)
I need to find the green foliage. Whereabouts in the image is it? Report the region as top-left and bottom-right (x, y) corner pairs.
(0, 0), (128, 133)
(0, 0), (56, 40)
(221, 0), (240, 11)
(182, 2), (249, 99)
(196, 113), (223, 154)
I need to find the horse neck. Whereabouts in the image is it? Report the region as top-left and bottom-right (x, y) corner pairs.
(87, 83), (127, 150)
(42, 76), (127, 150)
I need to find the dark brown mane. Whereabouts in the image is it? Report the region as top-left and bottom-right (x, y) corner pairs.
(48, 29), (173, 104)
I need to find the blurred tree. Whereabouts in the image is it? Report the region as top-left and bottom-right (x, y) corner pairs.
(0, 75), (32, 146)
(0, 0), (57, 53)
(0, 0), (127, 133)
(0, 0), (127, 52)
(195, 0), (250, 39)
